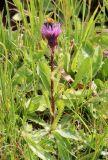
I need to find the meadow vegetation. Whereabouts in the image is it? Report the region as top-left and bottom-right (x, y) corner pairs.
(0, 0), (108, 159)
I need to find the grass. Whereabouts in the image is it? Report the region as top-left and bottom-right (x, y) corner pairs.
(0, 0), (108, 159)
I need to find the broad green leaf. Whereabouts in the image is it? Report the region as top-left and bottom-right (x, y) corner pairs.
(27, 117), (48, 129)
(96, 35), (108, 49)
(29, 145), (55, 160)
(83, 41), (94, 57)
(77, 41), (94, 68)
(33, 51), (45, 61)
(12, 65), (33, 85)
(27, 95), (47, 113)
(54, 73), (61, 95)
(37, 62), (51, 93)
(64, 52), (71, 72)
(23, 129), (56, 160)
(98, 36), (108, 49)
(43, 91), (51, 113)
(74, 57), (92, 86)
(39, 136), (55, 154)
(101, 59), (108, 78)
(92, 46), (103, 77)
(55, 128), (82, 141)
(26, 138), (55, 160)
(54, 132), (73, 160)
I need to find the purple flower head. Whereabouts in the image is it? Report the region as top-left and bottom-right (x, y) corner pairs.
(41, 22), (61, 48)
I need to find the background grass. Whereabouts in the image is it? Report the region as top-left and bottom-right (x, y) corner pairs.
(0, 0), (108, 159)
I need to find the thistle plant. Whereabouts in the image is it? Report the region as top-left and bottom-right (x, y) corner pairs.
(41, 20), (61, 122)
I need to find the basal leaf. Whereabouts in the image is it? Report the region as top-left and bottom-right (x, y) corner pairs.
(54, 132), (73, 160)
(55, 128), (82, 141)
(23, 130), (56, 160)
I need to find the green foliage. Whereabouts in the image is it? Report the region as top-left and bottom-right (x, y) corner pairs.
(0, 0), (108, 159)
(37, 62), (51, 93)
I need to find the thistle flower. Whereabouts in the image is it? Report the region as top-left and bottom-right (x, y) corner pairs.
(41, 20), (62, 123)
(41, 22), (61, 48)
